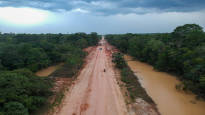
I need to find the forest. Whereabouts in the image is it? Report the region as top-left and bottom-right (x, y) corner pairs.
(0, 32), (99, 115)
(106, 24), (205, 99)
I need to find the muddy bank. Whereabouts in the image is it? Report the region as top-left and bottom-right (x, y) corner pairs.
(125, 55), (205, 115)
(36, 63), (63, 77)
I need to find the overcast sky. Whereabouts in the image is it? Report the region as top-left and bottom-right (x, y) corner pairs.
(0, 0), (205, 34)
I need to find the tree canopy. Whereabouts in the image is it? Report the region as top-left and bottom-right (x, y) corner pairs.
(106, 24), (205, 99)
(0, 32), (99, 114)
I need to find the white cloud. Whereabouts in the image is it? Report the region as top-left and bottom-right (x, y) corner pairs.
(0, 7), (53, 26)
(71, 8), (90, 13)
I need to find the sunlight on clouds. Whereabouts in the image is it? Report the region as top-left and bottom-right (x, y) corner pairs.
(71, 8), (89, 13)
(0, 7), (51, 26)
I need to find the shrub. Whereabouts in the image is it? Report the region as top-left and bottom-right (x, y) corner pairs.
(112, 53), (126, 68)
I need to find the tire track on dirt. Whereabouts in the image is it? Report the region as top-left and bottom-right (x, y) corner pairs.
(79, 48), (100, 115)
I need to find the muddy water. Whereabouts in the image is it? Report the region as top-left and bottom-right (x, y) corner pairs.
(124, 55), (205, 115)
(36, 63), (63, 77)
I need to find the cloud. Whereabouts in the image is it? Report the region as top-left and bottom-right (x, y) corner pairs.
(0, 0), (204, 15)
(1, 8), (205, 34)
(71, 8), (90, 13)
(0, 7), (53, 26)
(0, 0), (205, 34)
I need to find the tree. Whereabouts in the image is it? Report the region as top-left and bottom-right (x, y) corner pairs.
(0, 60), (4, 71)
(25, 48), (50, 72)
(0, 32), (99, 114)
(118, 38), (128, 53)
(76, 38), (88, 48)
(112, 53), (126, 68)
(106, 24), (205, 99)
(0, 71), (52, 113)
(143, 39), (165, 64)
(90, 32), (99, 45)
(0, 44), (24, 70)
(172, 24), (204, 48)
(66, 54), (83, 69)
(173, 24), (203, 38)
(3, 102), (28, 115)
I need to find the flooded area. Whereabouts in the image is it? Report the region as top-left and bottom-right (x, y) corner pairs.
(36, 63), (63, 77)
(124, 55), (205, 115)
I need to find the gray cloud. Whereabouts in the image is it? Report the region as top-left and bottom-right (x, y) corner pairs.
(0, 0), (205, 15)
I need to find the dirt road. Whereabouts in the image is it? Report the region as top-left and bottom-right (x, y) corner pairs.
(55, 38), (128, 115)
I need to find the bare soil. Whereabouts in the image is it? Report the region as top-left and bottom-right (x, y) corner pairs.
(36, 63), (63, 77)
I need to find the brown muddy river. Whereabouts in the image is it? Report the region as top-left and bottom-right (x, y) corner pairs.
(124, 55), (205, 115)
(35, 63), (63, 77)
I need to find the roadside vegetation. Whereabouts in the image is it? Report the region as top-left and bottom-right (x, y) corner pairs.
(0, 32), (99, 114)
(112, 53), (154, 104)
(107, 24), (205, 99)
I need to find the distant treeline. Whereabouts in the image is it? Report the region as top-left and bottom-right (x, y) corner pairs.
(106, 24), (205, 99)
(0, 32), (99, 115)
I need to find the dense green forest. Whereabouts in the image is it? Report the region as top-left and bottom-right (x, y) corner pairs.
(0, 32), (99, 115)
(106, 24), (205, 99)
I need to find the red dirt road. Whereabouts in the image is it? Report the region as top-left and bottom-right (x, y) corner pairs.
(55, 39), (128, 115)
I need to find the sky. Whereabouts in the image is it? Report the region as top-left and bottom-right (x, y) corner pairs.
(0, 0), (205, 34)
